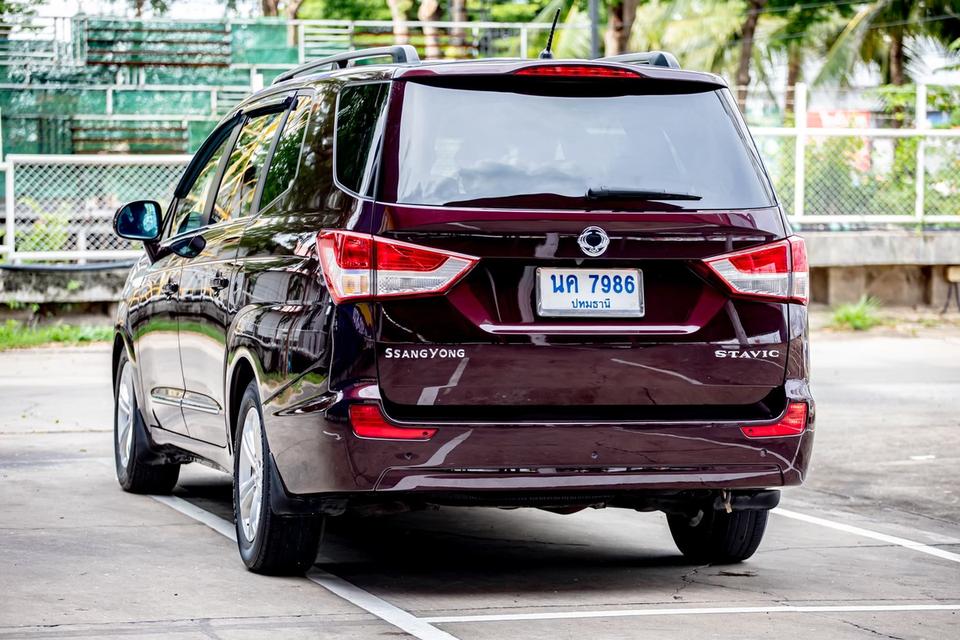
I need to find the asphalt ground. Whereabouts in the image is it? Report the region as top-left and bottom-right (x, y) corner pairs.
(1, 332), (958, 639)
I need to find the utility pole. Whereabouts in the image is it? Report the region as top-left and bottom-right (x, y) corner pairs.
(589, 0), (600, 59)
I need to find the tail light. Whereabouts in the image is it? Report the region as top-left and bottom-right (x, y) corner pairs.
(703, 236), (808, 304)
(349, 404), (437, 441)
(741, 402), (808, 438)
(514, 64), (640, 78)
(317, 230), (479, 303)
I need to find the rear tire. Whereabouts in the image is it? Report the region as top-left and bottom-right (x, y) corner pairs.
(233, 380), (320, 575)
(667, 508), (768, 564)
(114, 352), (180, 494)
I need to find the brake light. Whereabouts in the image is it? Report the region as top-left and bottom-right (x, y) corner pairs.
(317, 230), (479, 303)
(703, 236), (808, 304)
(349, 404), (437, 441)
(514, 64), (640, 78)
(741, 402), (808, 438)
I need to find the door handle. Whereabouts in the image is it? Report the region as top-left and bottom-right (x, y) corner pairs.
(210, 273), (230, 292)
(161, 281), (179, 298)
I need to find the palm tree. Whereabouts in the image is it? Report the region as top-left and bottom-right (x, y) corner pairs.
(606, 1), (639, 56)
(418, 0), (442, 59)
(386, 0), (410, 45)
(816, 0), (960, 87)
(734, 0), (767, 109)
(765, 3), (853, 115)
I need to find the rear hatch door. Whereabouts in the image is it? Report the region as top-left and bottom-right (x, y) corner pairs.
(372, 67), (791, 421)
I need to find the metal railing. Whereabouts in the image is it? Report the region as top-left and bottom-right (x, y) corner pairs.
(0, 15), (586, 73)
(0, 16), (82, 69)
(752, 83), (960, 225)
(1, 154), (190, 262)
(292, 20), (582, 61)
(1, 83), (958, 263)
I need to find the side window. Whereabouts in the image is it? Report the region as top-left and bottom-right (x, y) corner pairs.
(260, 95), (313, 209)
(210, 111), (282, 225)
(335, 83), (388, 195)
(166, 126), (234, 238)
(292, 84), (337, 211)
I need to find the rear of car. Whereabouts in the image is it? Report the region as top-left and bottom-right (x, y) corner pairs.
(112, 52), (815, 574)
(319, 60), (814, 561)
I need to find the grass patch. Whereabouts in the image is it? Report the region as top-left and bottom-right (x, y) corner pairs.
(830, 296), (883, 331)
(0, 319), (112, 351)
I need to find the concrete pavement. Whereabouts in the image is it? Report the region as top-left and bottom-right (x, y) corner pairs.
(1, 335), (958, 639)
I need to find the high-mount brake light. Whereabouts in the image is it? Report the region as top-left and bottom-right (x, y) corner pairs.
(317, 230), (479, 303)
(349, 404), (437, 441)
(514, 65), (640, 78)
(703, 236), (808, 304)
(741, 402), (808, 438)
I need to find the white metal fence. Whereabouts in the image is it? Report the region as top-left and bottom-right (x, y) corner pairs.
(1, 154), (189, 262)
(753, 84), (960, 225)
(0, 84), (958, 263)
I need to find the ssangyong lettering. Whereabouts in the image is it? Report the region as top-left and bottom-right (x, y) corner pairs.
(384, 347), (467, 359)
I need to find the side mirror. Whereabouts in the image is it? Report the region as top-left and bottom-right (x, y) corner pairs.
(114, 200), (162, 242)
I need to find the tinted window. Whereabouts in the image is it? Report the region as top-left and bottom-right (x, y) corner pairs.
(392, 83), (773, 210)
(292, 85), (337, 211)
(210, 111), (282, 225)
(335, 83), (388, 195)
(167, 129), (232, 237)
(260, 96), (312, 208)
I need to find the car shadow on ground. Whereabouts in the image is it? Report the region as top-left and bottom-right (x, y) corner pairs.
(174, 473), (711, 598)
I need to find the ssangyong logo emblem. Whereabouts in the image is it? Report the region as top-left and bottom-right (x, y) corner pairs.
(578, 226), (609, 257)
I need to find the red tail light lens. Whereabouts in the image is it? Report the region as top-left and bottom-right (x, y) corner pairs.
(788, 236), (809, 303)
(349, 404), (437, 441)
(515, 64), (640, 78)
(741, 402), (808, 438)
(703, 236), (808, 304)
(317, 230), (479, 303)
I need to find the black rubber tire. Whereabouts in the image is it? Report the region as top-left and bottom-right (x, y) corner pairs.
(114, 351), (180, 494)
(667, 508), (769, 564)
(233, 380), (320, 575)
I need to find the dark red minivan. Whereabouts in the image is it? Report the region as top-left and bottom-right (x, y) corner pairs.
(112, 46), (814, 574)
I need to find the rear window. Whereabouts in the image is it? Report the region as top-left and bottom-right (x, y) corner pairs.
(392, 82), (774, 210)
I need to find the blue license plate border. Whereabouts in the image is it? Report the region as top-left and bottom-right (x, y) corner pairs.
(535, 267), (645, 318)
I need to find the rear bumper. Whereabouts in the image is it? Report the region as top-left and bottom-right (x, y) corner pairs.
(264, 383), (815, 499)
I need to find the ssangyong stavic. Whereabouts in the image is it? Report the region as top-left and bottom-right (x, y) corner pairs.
(111, 46), (813, 574)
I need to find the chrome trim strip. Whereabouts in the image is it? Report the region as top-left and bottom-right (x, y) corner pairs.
(150, 395), (182, 408)
(181, 394), (222, 415)
(479, 323), (697, 335)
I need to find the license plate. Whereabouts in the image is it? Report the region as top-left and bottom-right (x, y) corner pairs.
(536, 268), (644, 317)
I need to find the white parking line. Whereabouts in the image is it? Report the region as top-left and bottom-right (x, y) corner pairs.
(307, 568), (459, 640)
(773, 507), (960, 563)
(150, 494), (237, 541)
(148, 494), (460, 640)
(421, 603), (960, 624)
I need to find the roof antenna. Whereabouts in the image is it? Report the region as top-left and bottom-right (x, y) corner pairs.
(539, 9), (561, 59)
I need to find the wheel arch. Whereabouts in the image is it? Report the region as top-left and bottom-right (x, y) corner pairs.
(112, 329), (136, 387)
(225, 347), (262, 457)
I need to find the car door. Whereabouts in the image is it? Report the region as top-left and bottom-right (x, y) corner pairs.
(177, 97), (291, 447)
(133, 119), (239, 437)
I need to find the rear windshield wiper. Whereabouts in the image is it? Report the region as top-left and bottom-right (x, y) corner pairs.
(586, 187), (702, 201)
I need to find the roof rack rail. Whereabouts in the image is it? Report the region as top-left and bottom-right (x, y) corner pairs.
(602, 50), (681, 70)
(273, 45), (420, 85)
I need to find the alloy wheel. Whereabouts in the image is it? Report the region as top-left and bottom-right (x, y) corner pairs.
(115, 363), (135, 470)
(237, 406), (264, 543)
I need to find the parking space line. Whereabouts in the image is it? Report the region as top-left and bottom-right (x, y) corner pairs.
(773, 507), (960, 564)
(307, 568), (459, 640)
(421, 603), (960, 624)
(148, 495), (460, 640)
(150, 495), (238, 541)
